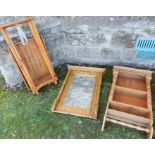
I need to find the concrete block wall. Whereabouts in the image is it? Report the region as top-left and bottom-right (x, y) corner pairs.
(1, 16), (155, 87)
(60, 17), (155, 69)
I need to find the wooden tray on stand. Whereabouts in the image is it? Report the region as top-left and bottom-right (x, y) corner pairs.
(102, 66), (153, 139)
(0, 18), (57, 94)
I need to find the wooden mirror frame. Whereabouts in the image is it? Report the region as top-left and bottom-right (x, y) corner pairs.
(52, 65), (106, 119)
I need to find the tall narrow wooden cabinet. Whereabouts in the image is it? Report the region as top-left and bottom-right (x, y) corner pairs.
(0, 18), (57, 94)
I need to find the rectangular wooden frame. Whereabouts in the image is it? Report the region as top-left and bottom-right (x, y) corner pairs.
(52, 65), (106, 119)
(0, 18), (57, 94)
(102, 66), (153, 139)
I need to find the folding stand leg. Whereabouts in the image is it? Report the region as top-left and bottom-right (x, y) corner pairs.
(147, 127), (154, 139)
(101, 117), (107, 131)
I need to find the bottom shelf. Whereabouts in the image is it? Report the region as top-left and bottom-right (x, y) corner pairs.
(34, 73), (57, 88)
(106, 117), (150, 133)
(107, 109), (151, 127)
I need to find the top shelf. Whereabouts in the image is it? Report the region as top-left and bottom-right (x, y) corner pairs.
(116, 71), (147, 91)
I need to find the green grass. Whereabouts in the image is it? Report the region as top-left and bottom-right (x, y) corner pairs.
(0, 64), (154, 139)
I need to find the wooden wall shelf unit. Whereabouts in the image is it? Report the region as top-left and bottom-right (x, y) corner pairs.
(52, 65), (106, 119)
(102, 66), (153, 139)
(0, 18), (57, 94)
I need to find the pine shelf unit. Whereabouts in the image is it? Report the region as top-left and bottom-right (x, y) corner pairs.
(102, 66), (153, 139)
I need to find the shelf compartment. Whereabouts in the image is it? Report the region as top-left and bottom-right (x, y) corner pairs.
(113, 86), (147, 108)
(116, 71), (146, 91)
(109, 101), (150, 118)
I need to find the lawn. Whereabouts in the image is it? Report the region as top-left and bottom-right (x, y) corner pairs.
(0, 64), (154, 139)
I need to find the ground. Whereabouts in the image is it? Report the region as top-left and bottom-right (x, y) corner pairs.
(0, 64), (154, 139)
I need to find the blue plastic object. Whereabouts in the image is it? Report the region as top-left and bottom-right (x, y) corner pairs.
(135, 37), (155, 60)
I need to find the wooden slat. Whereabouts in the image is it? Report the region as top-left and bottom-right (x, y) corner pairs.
(114, 86), (147, 98)
(0, 17), (33, 29)
(58, 104), (90, 117)
(101, 72), (119, 130)
(107, 109), (151, 127)
(68, 65), (105, 73)
(106, 118), (150, 133)
(114, 66), (153, 77)
(36, 79), (54, 90)
(117, 71), (146, 80)
(109, 101), (150, 118)
(115, 86), (147, 96)
(146, 79), (152, 111)
(52, 105), (94, 119)
(52, 70), (72, 112)
(147, 127), (154, 139)
(146, 78), (153, 127)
